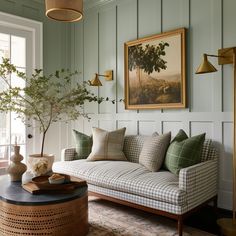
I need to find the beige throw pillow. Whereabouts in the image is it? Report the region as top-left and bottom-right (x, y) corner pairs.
(139, 132), (171, 172)
(87, 127), (127, 161)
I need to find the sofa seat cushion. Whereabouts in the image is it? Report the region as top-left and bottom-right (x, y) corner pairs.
(53, 160), (186, 206)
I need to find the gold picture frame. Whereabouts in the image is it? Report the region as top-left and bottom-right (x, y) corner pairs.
(124, 28), (186, 110)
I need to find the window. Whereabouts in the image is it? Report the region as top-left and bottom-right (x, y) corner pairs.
(0, 32), (27, 169)
(0, 12), (42, 174)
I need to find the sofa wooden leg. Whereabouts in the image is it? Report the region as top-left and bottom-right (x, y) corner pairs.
(213, 196), (218, 210)
(178, 216), (183, 236)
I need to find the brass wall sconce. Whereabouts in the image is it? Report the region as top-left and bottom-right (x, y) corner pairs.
(195, 53), (218, 74)
(196, 47), (236, 236)
(45, 0), (83, 22)
(88, 70), (113, 86)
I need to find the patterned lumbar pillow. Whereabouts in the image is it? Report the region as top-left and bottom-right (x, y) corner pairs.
(73, 129), (92, 159)
(87, 127), (127, 161)
(164, 129), (205, 175)
(139, 132), (171, 172)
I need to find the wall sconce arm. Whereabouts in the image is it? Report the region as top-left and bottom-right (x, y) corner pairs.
(98, 70), (113, 81)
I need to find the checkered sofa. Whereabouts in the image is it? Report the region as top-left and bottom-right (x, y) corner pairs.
(53, 135), (218, 236)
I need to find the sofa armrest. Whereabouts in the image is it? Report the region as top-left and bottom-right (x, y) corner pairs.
(61, 148), (76, 161)
(179, 159), (218, 209)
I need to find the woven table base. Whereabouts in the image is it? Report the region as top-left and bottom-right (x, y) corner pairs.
(0, 194), (88, 236)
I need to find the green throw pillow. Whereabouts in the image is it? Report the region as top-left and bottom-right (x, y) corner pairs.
(164, 129), (205, 175)
(73, 129), (92, 159)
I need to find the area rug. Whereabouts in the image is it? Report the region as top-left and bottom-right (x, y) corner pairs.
(88, 197), (216, 236)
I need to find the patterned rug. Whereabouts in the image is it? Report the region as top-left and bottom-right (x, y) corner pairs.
(88, 197), (216, 236)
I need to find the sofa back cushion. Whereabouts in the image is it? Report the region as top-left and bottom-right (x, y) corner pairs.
(200, 139), (217, 161)
(123, 135), (147, 163)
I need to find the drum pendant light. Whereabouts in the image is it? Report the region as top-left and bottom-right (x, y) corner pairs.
(45, 0), (83, 22)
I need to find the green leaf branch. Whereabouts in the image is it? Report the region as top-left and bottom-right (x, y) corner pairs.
(0, 58), (110, 157)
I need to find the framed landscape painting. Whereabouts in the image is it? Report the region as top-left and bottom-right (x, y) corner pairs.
(124, 28), (186, 109)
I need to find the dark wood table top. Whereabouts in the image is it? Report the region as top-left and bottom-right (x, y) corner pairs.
(0, 174), (87, 206)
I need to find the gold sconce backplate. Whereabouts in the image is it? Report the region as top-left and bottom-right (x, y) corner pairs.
(104, 70), (113, 81)
(218, 47), (235, 65)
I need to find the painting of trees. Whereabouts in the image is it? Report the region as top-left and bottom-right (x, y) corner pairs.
(128, 42), (169, 103)
(125, 28), (186, 109)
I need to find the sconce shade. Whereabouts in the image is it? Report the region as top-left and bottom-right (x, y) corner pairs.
(89, 74), (102, 86)
(88, 70), (113, 86)
(45, 0), (83, 22)
(195, 54), (217, 74)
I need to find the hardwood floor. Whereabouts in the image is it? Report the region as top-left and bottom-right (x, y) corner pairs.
(185, 206), (232, 235)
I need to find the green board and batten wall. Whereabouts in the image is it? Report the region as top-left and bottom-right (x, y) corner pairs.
(0, 0), (236, 211)
(71, 0), (236, 211)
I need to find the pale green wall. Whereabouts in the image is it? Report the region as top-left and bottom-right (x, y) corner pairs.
(1, 0), (236, 210)
(0, 0), (71, 73)
(70, 0), (236, 210)
(0, 0), (71, 165)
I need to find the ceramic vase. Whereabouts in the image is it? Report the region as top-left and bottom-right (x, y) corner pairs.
(7, 145), (27, 182)
(27, 154), (54, 176)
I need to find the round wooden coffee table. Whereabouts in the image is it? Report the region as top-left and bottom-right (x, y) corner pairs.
(0, 174), (88, 236)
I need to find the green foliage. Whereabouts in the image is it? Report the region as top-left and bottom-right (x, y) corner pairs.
(128, 42), (169, 74)
(0, 58), (108, 156)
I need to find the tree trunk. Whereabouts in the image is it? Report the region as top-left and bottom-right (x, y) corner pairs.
(40, 131), (46, 157)
(136, 66), (143, 89)
(136, 67), (144, 103)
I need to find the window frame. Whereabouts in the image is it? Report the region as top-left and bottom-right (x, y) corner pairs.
(0, 11), (43, 173)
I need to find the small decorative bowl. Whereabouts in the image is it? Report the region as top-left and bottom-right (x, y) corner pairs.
(48, 174), (65, 184)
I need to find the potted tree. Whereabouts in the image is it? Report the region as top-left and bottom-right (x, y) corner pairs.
(0, 58), (106, 174)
